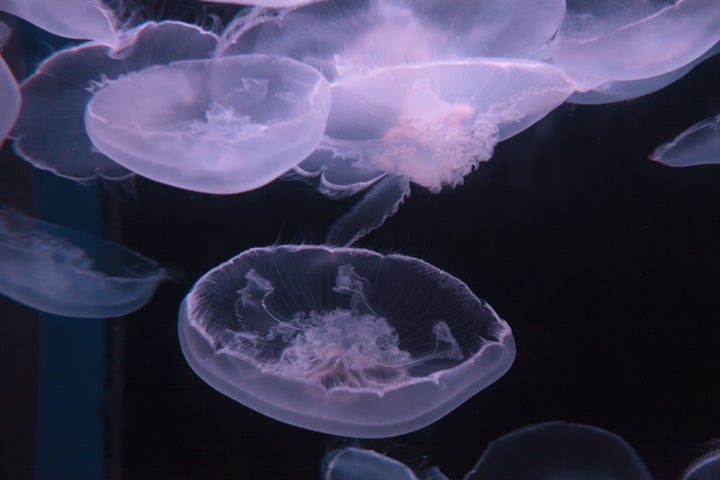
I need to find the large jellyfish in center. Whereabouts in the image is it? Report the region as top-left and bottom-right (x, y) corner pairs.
(178, 245), (515, 438)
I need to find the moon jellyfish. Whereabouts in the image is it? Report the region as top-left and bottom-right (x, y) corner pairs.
(0, 205), (166, 318)
(313, 59), (574, 245)
(179, 245), (515, 438)
(683, 449), (720, 480)
(223, 0), (566, 75)
(0, 0), (117, 44)
(0, 20), (19, 147)
(569, 41), (720, 105)
(650, 114), (720, 167)
(85, 54), (331, 194)
(464, 421), (653, 480)
(322, 448), (448, 480)
(12, 21), (218, 181)
(551, 0), (720, 89)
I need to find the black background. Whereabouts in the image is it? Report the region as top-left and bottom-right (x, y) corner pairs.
(1, 2), (719, 479)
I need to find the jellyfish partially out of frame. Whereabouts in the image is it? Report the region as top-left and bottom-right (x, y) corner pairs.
(179, 245), (515, 438)
(0, 20), (19, 147)
(85, 54), (331, 194)
(683, 448), (720, 480)
(650, 114), (720, 167)
(465, 421), (654, 480)
(322, 447), (448, 480)
(12, 21), (219, 181)
(550, 0), (720, 92)
(0, 0), (117, 44)
(0, 205), (166, 318)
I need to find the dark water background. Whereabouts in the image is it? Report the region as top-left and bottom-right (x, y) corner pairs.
(1, 3), (719, 479)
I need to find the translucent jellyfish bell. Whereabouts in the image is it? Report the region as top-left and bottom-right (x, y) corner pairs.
(650, 114), (720, 167)
(0, 0), (117, 44)
(464, 421), (654, 480)
(0, 205), (166, 318)
(179, 245), (515, 438)
(322, 448), (448, 480)
(0, 21), (19, 147)
(85, 54), (331, 194)
(12, 21), (219, 181)
(313, 58), (574, 193)
(550, 0), (720, 89)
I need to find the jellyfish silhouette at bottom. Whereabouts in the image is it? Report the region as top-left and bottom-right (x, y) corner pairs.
(0, 205), (166, 318)
(178, 245), (515, 438)
(322, 447), (448, 480)
(683, 448), (720, 480)
(465, 421), (653, 480)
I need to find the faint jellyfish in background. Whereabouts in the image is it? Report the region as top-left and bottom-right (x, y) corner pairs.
(0, 0), (117, 44)
(650, 114), (720, 167)
(178, 245), (515, 438)
(683, 447), (720, 480)
(322, 448), (448, 480)
(0, 20), (19, 147)
(85, 54), (331, 194)
(0, 204), (166, 318)
(464, 421), (654, 480)
(221, 0), (572, 244)
(11, 21), (218, 181)
(550, 0), (720, 92)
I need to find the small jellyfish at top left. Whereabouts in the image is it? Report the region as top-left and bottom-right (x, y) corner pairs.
(0, 204), (166, 318)
(0, 0), (117, 44)
(0, 20), (19, 147)
(11, 20), (219, 182)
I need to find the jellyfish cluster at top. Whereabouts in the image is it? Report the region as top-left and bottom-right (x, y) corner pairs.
(1, 0), (718, 244)
(0, 0), (718, 465)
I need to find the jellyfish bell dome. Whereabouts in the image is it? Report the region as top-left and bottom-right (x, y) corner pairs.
(178, 245), (515, 438)
(464, 421), (654, 480)
(85, 54), (331, 194)
(683, 449), (720, 480)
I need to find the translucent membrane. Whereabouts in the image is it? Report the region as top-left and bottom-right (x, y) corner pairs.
(12, 21), (219, 181)
(223, 0), (566, 76)
(0, 205), (165, 318)
(308, 59), (574, 194)
(0, 0), (117, 44)
(683, 450), (720, 480)
(179, 245), (515, 438)
(323, 448), (419, 480)
(464, 421), (654, 480)
(85, 54), (331, 194)
(650, 114), (720, 167)
(0, 21), (19, 147)
(551, 0), (720, 88)
(322, 448), (449, 480)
